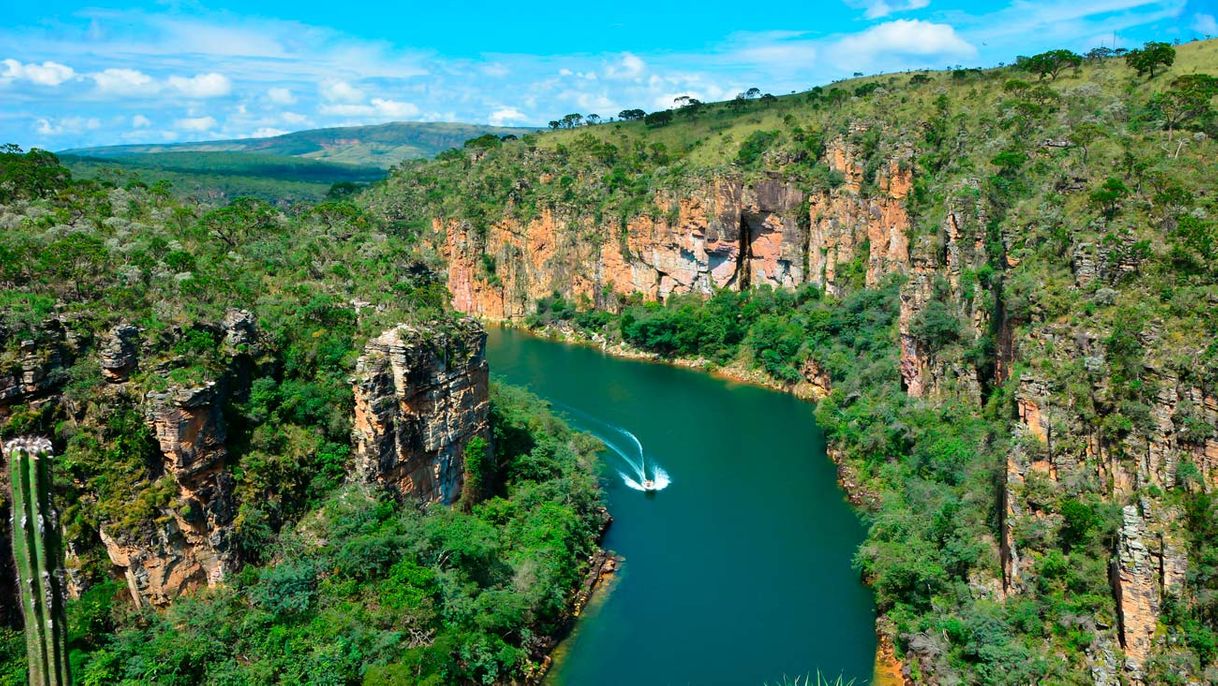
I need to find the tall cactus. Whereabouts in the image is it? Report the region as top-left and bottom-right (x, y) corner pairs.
(6, 437), (70, 686)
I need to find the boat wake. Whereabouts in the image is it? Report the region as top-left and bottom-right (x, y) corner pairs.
(554, 404), (671, 492)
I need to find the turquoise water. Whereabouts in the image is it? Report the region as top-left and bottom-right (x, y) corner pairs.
(485, 327), (877, 686)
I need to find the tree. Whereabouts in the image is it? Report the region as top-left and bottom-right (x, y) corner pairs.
(1090, 177), (1130, 218)
(909, 300), (962, 353)
(1068, 121), (1107, 165)
(559, 113), (583, 129)
(617, 109), (646, 121)
(1152, 74), (1218, 139)
(1125, 41), (1175, 79)
(643, 110), (673, 127)
(744, 87), (762, 99)
(1023, 49), (1083, 80)
(1085, 46), (1115, 61)
(0, 146), (71, 202)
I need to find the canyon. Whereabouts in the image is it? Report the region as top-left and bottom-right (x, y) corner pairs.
(428, 122), (1218, 684)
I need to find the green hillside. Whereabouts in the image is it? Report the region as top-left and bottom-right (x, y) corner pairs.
(62, 121), (537, 169)
(61, 151), (387, 203)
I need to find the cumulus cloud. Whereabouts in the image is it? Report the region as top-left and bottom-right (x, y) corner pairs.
(174, 115), (217, 132)
(35, 116), (100, 135)
(280, 111), (308, 124)
(91, 68), (158, 95)
(131, 114), (151, 128)
(845, 0), (930, 19)
(321, 80), (364, 103)
(1195, 13), (1217, 35)
(832, 20), (975, 69)
(319, 98), (418, 118)
(251, 127), (288, 138)
(488, 106), (527, 126)
(167, 73), (231, 98)
(1, 59), (76, 86)
(267, 87), (296, 104)
(604, 53), (646, 79)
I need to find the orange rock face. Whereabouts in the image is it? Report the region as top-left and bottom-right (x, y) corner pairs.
(102, 381), (238, 607)
(437, 141), (914, 319)
(351, 320), (491, 504)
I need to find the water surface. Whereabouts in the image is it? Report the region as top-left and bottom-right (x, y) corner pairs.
(486, 327), (876, 686)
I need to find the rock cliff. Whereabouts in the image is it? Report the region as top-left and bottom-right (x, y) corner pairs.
(351, 319), (491, 504)
(440, 130), (914, 320)
(96, 314), (255, 606)
(423, 114), (1218, 684)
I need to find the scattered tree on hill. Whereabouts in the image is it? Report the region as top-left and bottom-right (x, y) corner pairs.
(643, 110), (673, 127)
(1068, 122), (1107, 165)
(618, 109), (646, 121)
(1152, 74), (1218, 139)
(1020, 49), (1083, 80)
(1125, 41), (1176, 79)
(585, 114), (602, 125)
(1085, 46), (1116, 61)
(1090, 177), (1130, 218)
(744, 87), (762, 99)
(909, 74), (932, 86)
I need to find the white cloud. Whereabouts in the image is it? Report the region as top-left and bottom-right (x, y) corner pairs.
(174, 115), (217, 132)
(832, 20), (975, 69)
(1195, 13), (1217, 35)
(605, 53), (646, 79)
(251, 127), (288, 138)
(35, 116), (100, 135)
(319, 97), (418, 118)
(488, 106), (527, 126)
(321, 80), (364, 103)
(369, 98), (417, 118)
(267, 87), (296, 104)
(1, 58), (76, 86)
(131, 114), (151, 128)
(91, 68), (158, 95)
(280, 111), (308, 124)
(845, 0), (930, 19)
(167, 72), (231, 98)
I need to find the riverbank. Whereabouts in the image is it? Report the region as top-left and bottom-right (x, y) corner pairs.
(532, 507), (619, 684)
(488, 320), (903, 685)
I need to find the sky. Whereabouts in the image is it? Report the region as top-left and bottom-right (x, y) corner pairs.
(1, 0), (1214, 150)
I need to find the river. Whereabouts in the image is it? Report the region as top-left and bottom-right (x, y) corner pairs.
(485, 327), (877, 686)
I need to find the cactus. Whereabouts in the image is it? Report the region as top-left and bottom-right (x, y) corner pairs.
(6, 437), (70, 686)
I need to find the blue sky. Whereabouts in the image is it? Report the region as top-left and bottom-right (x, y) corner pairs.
(1, 0), (1213, 150)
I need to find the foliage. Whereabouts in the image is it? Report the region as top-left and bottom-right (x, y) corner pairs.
(52, 385), (602, 685)
(1125, 41), (1176, 79)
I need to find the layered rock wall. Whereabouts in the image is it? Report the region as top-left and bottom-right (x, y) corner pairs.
(351, 320), (491, 504)
(441, 130), (914, 319)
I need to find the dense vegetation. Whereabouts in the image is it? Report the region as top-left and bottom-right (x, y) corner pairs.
(1, 33), (1216, 686)
(51, 386), (602, 685)
(62, 152), (385, 203)
(0, 145), (605, 684)
(369, 38), (1218, 683)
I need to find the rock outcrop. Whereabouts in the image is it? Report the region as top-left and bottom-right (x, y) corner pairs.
(351, 319), (491, 504)
(99, 323), (139, 382)
(96, 313), (256, 607)
(440, 129), (914, 320)
(100, 381), (239, 607)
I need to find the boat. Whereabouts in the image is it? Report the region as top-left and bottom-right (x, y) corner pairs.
(640, 479), (656, 491)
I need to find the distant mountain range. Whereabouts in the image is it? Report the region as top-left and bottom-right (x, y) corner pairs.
(58, 121), (536, 202)
(61, 121), (536, 169)
(61, 121), (535, 169)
